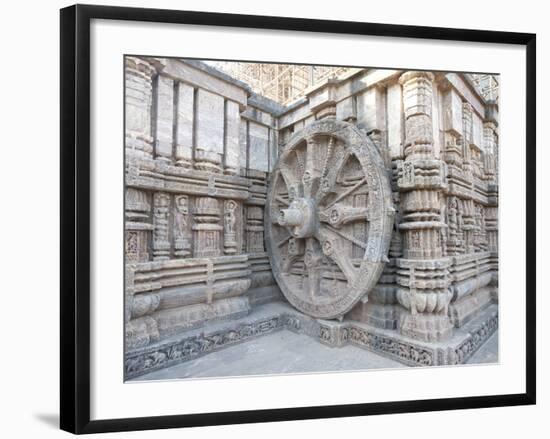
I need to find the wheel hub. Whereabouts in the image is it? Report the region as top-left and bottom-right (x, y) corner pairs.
(277, 197), (317, 238)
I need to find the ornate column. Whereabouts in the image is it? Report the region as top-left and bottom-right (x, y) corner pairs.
(125, 56), (155, 160)
(192, 197), (222, 257)
(396, 71), (452, 342)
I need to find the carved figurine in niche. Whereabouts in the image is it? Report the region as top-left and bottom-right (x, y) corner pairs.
(403, 161), (414, 186)
(474, 204), (487, 251)
(223, 200), (238, 254)
(447, 197), (459, 239)
(174, 195), (191, 257)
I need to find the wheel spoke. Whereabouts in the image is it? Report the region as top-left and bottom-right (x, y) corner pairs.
(320, 224), (367, 249)
(304, 237), (323, 299)
(317, 148), (350, 201)
(302, 136), (318, 198)
(319, 203), (370, 228)
(279, 162), (301, 200)
(281, 237), (304, 274)
(275, 195), (290, 206)
(324, 177), (366, 209)
(317, 227), (359, 284)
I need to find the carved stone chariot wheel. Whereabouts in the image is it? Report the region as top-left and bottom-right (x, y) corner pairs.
(266, 118), (394, 319)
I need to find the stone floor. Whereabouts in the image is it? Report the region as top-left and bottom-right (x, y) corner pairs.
(133, 329), (498, 381)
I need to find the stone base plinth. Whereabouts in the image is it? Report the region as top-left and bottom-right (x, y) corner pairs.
(125, 300), (498, 379)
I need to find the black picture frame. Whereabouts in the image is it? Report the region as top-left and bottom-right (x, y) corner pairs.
(60, 4), (536, 434)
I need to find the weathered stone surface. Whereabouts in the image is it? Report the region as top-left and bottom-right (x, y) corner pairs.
(124, 57), (499, 377)
(195, 89), (224, 172)
(175, 82), (194, 168)
(387, 83), (403, 159)
(154, 75), (174, 162)
(248, 122), (270, 172)
(224, 100), (241, 175)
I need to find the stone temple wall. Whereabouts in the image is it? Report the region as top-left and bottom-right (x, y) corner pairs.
(124, 57), (284, 351)
(278, 69), (499, 342)
(124, 58), (498, 376)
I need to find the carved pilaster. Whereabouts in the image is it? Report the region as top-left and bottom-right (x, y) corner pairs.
(246, 206), (265, 253)
(192, 197), (222, 257)
(154, 75), (174, 163)
(175, 82), (194, 169)
(396, 71), (452, 342)
(173, 195), (191, 258)
(125, 57), (155, 159)
(152, 192), (171, 260)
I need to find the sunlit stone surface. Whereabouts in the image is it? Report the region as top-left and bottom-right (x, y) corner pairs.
(124, 57), (499, 380)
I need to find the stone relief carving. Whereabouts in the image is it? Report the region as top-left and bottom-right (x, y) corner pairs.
(174, 195), (191, 258)
(152, 192), (171, 260)
(124, 57), (499, 375)
(266, 118), (394, 319)
(223, 200), (238, 254)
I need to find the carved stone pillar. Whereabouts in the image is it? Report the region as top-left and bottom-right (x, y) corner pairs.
(396, 71), (452, 342)
(175, 82), (194, 168)
(125, 57), (155, 159)
(125, 188), (152, 262)
(246, 206), (265, 253)
(154, 75), (174, 163)
(224, 101), (241, 176)
(192, 197), (222, 257)
(152, 192), (171, 260)
(194, 89), (224, 173)
(173, 195), (191, 258)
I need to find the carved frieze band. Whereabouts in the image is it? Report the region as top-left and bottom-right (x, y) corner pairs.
(125, 306), (498, 378)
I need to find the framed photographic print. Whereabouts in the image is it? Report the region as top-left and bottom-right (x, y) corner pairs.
(60, 4), (536, 434)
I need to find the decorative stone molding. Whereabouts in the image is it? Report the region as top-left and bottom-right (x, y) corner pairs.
(125, 301), (498, 379)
